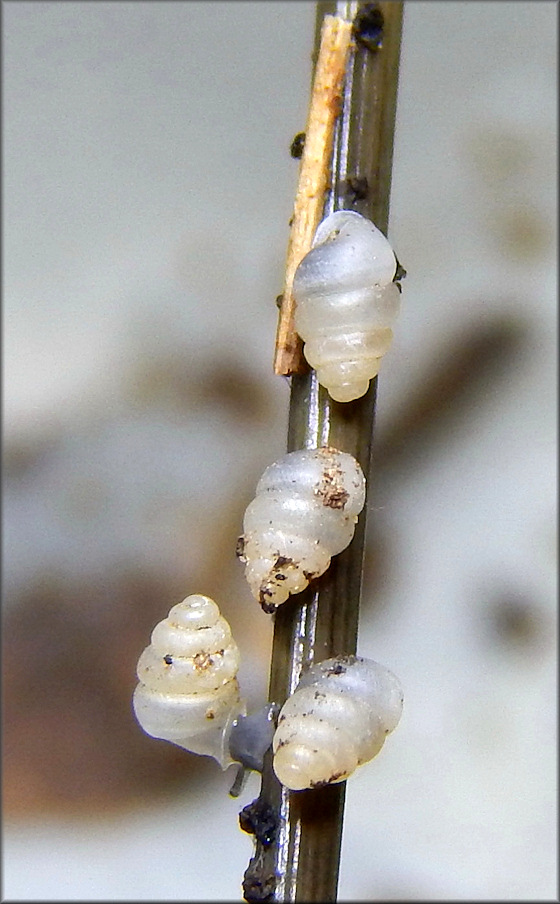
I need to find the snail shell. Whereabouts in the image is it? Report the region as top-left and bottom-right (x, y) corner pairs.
(133, 593), (244, 769)
(133, 593), (277, 777)
(272, 655), (403, 791)
(237, 447), (366, 612)
(292, 210), (403, 403)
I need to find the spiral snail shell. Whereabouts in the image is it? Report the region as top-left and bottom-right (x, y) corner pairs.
(237, 447), (366, 613)
(272, 655), (403, 791)
(292, 209), (403, 402)
(133, 593), (276, 775)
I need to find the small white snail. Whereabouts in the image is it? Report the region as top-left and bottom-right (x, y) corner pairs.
(133, 593), (276, 783)
(272, 655), (403, 791)
(292, 210), (404, 402)
(237, 447), (366, 612)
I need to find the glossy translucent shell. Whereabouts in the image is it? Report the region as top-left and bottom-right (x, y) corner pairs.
(293, 210), (401, 402)
(272, 655), (403, 791)
(238, 447), (366, 612)
(132, 594), (243, 768)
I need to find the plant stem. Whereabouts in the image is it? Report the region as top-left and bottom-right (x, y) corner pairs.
(241, 4), (403, 901)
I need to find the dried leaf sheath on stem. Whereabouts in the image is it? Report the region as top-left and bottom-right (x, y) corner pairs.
(242, 3), (404, 902)
(274, 14), (353, 376)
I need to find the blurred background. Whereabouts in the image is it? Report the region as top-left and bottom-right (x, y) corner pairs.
(2, 1), (557, 900)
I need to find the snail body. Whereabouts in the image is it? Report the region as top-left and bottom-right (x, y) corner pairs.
(272, 655), (403, 791)
(237, 447), (366, 612)
(133, 593), (275, 774)
(292, 210), (403, 402)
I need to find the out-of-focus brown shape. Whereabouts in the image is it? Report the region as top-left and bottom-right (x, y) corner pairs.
(125, 352), (273, 424)
(2, 571), (214, 816)
(362, 311), (529, 613)
(3, 427), (63, 482)
(371, 313), (528, 479)
(361, 522), (396, 610)
(3, 353), (278, 818)
(484, 588), (551, 655)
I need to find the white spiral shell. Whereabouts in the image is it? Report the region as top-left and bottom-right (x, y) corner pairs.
(292, 209), (402, 402)
(132, 593), (244, 769)
(237, 447), (366, 612)
(272, 655), (403, 791)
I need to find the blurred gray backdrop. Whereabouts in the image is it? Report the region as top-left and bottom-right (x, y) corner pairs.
(3, 1), (557, 900)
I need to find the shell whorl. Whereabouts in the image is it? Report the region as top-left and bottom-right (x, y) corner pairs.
(132, 593), (243, 769)
(237, 447), (366, 612)
(293, 210), (402, 403)
(272, 655), (403, 791)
